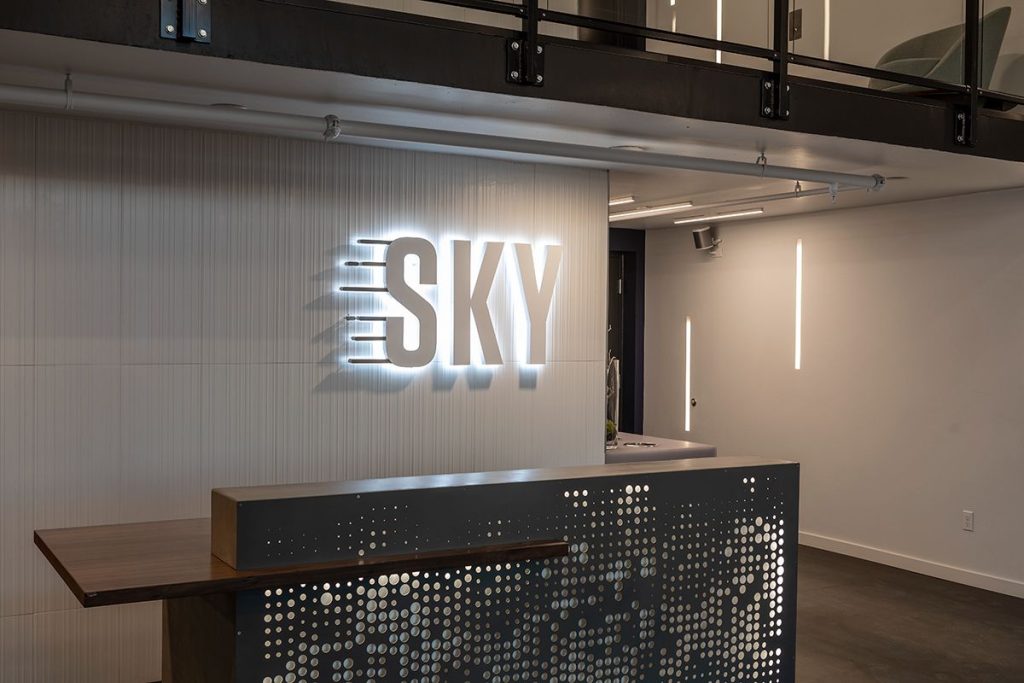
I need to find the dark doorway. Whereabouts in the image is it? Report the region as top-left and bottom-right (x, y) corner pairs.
(608, 228), (645, 433)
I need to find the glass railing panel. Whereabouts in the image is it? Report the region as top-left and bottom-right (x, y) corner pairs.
(720, 0), (774, 69)
(541, 1), (583, 40)
(791, 0), (966, 91)
(539, 1), (772, 69)
(983, 1), (1024, 99)
(332, 0), (523, 31)
(641, 0), (719, 64)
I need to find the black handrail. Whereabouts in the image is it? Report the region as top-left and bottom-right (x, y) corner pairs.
(360, 0), (1019, 116)
(538, 8), (776, 61)
(790, 54), (971, 94)
(417, 0), (524, 17)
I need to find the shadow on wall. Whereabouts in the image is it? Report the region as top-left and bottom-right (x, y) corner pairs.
(312, 363), (516, 394)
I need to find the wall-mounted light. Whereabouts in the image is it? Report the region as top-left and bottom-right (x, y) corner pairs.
(608, 195), (635, 207)
(609, 201), (694, 222)
(692, 225), (723, 257)
(795, 238), (803, 370)
(715, 0), (723, 64)
(824, 0), (831, 60)
(684, 316), (692, 432)
(673, 208), (765, 225)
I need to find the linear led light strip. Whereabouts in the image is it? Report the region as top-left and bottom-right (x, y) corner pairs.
(684, 316), (693, 432)
(795, 238), (803, 370)
(612, 183), (865, 223)
(824, 0), (831, 60)
(609, 202), (694, 222)
(716, 0), (723, 64)
(608, 195), (635, 207)
(673, 208), (764, 225)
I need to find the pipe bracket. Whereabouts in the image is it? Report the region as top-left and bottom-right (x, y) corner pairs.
(323, 115), (343, 142)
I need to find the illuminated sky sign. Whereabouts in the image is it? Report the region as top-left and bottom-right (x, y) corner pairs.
(342, 237), (563, 369)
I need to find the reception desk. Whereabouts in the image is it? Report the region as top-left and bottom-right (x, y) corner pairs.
(36, 457), (799, 682)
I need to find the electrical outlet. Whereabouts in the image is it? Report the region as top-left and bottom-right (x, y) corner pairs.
(962, 510), (975, 532)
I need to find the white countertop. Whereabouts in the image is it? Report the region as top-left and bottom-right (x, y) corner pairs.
(605, 432), (717, 464)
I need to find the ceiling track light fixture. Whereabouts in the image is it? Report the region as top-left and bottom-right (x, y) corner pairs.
(673, 208), (765, 225)
(626, 181), (869, 225)
(609, 202), (695, 221)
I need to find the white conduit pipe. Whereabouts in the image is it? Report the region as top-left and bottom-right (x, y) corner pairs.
(0, 82), (886, 191)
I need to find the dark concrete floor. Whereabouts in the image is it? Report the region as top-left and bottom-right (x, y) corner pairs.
(797, 546), (1024, 682)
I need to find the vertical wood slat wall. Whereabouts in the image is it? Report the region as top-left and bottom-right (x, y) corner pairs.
(0, 110), (607, 681)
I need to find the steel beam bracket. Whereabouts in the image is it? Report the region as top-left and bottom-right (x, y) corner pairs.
(760, 75), (790, 121)
(506, 37), (545, 86)
(954, 106), (974, 146)
(160, 0), (212, 44)
(958, 0), (980, 147)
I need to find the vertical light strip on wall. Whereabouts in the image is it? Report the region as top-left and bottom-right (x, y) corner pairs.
(684, 316), (693, 431)
(794, 238), (803, 370)
(823, 0), (831, 60)
(716, 0), (724, 63)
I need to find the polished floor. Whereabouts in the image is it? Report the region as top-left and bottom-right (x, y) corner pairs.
(797, 546), (1024, 682)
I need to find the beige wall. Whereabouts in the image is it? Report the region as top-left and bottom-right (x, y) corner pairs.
(0, 110), (607, 681)
(644, 187), (1024, 598)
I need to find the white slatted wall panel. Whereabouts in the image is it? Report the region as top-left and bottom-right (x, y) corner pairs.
(0, 111), (607, 681)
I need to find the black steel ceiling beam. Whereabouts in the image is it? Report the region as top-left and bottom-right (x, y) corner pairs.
(1, 0), (1023, 162)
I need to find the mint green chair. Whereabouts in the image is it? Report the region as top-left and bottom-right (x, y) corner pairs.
(868, 7), (1011, 92)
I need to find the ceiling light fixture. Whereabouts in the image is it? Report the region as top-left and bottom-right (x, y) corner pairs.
(634, 182), (877, 222)
(610, 202), (694, 222)
(673, 208), (765, 225)
(608, 195), (635, 207)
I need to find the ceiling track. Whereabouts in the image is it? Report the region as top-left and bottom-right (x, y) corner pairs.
(0, 81), (887, 191)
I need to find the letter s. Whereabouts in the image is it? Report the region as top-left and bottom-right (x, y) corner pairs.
(385, 237), (438, 367)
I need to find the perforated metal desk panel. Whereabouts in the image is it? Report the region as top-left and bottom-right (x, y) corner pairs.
(213, 457), (799, 683)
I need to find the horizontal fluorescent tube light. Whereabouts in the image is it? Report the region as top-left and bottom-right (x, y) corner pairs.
(608, 195), (636, 207)
(673, 208), (764, 225)
(610, 202), (694, 221)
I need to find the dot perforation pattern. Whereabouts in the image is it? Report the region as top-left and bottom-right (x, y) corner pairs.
(235, 465), (798, 683)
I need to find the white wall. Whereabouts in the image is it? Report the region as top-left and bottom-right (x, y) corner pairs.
(0, 110), (607, 681)
(645, 187), (1024, 598)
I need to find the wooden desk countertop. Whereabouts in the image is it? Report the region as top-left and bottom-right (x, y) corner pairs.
(34, 518), (567, 608)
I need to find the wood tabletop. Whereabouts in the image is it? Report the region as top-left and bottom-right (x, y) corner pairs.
(34, 518), (567, 608)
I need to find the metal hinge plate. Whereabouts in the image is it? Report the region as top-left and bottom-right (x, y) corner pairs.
(506, 37), (545, 86)
(760, 75), (790, 121)
(954, 106), (974, 146)
(161, 0), (212, 43)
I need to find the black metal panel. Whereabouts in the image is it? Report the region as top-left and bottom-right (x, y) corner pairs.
(766, 0), (790, 120)
(233, 463), (799, 682)
(960, 0), (981, 146)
